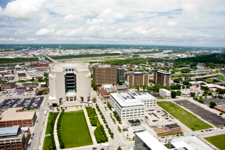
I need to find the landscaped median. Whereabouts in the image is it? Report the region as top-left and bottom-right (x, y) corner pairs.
(43, 112), (59, 150)
(157, 102), (212, 131)
(205, 134), (225, 150)
(86, 107), (108, 143)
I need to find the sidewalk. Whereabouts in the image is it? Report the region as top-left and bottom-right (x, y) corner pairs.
(82, 107), (97, 145)
(54, 112), (61, 150)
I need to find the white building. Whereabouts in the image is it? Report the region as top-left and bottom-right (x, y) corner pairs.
(48, 63), (91, 106)
(134, 131), (200, 150)
(130, 92), (157, 109)
(109, 92), (157, 120)
(159, 88), (171, 98)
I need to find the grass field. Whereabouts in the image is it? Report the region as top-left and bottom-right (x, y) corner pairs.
(157, 102), (212, 131)
(59, 110), (93, 148)
(206, 78), (214, 83)
(205, 134), (225, 150)
(216, 75), (225, 81)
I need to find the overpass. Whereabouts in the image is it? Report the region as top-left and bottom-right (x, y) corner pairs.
(191, 73), (220, 80)
(43, 54), (58, 63)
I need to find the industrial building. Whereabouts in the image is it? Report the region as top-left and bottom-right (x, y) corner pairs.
(125, 72), (149, 87)
(0, 126), (31, 150)
(154, 70), (171, 86)
(93, 64), (117, 86)
(109, 92), (157, 120)
(48, 63), (91, 106)
(0, 108), (37, 127)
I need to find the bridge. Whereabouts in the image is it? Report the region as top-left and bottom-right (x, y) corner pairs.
(43, 54), (58, 63)
(191, 73), (220, 80)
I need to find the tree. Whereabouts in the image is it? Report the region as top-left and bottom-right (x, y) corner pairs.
(209, 101), (217, 108)
(92, 97), (97, 103)
(190, 92), (195, 97)
(31, 77), (34, 81)
(171, 91), (177, 98)
(142, 85), (148, 91)
(135, 85), (139, 92)
(117, 147), (122, 150)
(176, 91), (181, 96)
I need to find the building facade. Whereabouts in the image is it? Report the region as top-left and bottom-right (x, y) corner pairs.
(93, 64), (117, 86)
(117, 68), (125, 82)
(0, 108), (37, 128)
(49, 63), (91, 106)
(125, 72), (149, 87)
(0, 126), (30, 150)
(154, 70), (171, 86)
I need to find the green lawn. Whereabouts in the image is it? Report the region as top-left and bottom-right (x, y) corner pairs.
(157, 102), (212, 131)
(205, 134), (225, 150)
(206, 78), (214, 83)
(216, 75), (225, 81)
(59, 110), (93, 148)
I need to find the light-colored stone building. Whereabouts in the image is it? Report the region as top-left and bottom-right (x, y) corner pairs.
(49, 63), (91, 106)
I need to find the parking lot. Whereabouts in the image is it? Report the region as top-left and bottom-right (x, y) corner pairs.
(203, 98), (225, 106)
(175, 100), (225, 126)
(0, 97), (44, 109)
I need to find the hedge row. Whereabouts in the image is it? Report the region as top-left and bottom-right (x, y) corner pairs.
(94, 124), (108, 143)
(57, 110), (65, 149)
(43, 112), (59, 150)
(113, 111), (121, 123)
(86, 107), (99, 126)
(107, 102), (112, 110)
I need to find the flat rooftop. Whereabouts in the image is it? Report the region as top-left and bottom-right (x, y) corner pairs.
(126, 72), (149, 75)
(57, 63), (83, 67)
(110, 92), (144, 107)
(165, 123), (181, 129)
(131, 92), (157, 100)
(135, 131), (168, 150)
(0, 107), (35, 121)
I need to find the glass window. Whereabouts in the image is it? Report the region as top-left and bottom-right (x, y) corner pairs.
(69, 69), (71, 71)
(70, 97), (73, 101)
(72, 69), (74, 71)
(66, 69), (68, 71)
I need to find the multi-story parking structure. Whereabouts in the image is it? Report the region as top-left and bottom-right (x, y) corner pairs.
(49, 63), (91, 106)
(109, 92), (157, 120)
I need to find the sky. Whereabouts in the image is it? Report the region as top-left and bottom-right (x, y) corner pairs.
(0, 0), (225, 47)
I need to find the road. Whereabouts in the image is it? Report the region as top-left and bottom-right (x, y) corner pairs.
(93, 90), (134, 150)
(29, 95), (49, 150)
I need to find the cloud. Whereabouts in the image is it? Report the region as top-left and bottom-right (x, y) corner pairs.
(64, 14), (80, 21)
(0, 38), (15, 41)
(27, 38), (36, 41)
(86, 8), (124, 24)
(168, 21), (177, 26)
(66, 27), (84, 36)
(3, 0), (45, 20)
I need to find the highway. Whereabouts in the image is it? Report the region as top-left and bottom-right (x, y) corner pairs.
(29, 95), (49, 150)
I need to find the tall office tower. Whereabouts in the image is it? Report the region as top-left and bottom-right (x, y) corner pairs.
(93, 64), (117, 86)
(117, 68), (125, 82)
(49, 63), (91, 106)
(154, 70), (171, 86)
(126, 72), (149, 86)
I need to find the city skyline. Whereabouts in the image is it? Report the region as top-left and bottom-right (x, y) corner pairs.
(0, 0), (224, 46)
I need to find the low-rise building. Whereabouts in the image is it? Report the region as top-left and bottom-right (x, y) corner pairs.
(0, 126), (30, 150)
(152, 123), (181, 135)
(0, 108), (37, 127)
(159, 89), (171, 98)
(1, 81), (16, 89)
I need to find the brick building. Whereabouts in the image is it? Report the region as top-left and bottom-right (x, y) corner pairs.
(0, 126), (31, 150)
(152, 123), (181, 135)
(154, 70), (171, 86)
(125, 72), (149, 87)
(93, 64), (117, 86)
(0, 108), (37, 128)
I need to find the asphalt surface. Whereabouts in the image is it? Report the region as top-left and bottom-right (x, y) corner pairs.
(29, 95), (49, 150)
(0, 97), (44, 109)
(175, 100), (225, 126)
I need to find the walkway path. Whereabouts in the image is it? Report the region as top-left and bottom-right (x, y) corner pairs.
(53, 112), (60, 150)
